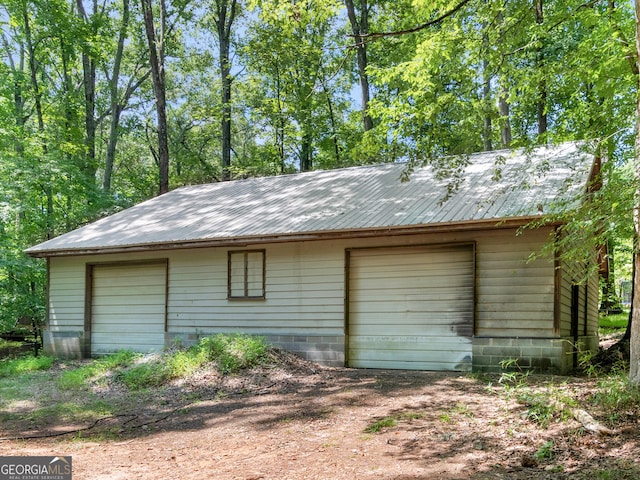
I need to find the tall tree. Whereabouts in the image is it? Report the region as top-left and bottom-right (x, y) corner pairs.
(141, 0), (170, 194)
(245, 0), (347, 172)
(345, 0), (373, 132)
(211, 0), (238, 181)
(76, 0), (99, 185)
(534, 0), (547, 137)
(630, 0), (640, 384)
(102, 0), (152, 193)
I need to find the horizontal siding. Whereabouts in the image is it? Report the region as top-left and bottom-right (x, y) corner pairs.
(91, 263), (166, 354)
(475, 227), (555, 337)
(587, 272), (599, 335)
(48, 257), (86, 331)
(348, 245), (474, 370)
(558, 258), (599, 340)
(46, 226), (560, 360)
(166, 243), (346, 336)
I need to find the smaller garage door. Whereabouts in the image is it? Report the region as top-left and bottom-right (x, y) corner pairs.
(90, 261), (167, 355)
(348, 244), (474, 371)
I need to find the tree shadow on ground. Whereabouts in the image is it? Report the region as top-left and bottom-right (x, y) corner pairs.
(1, 362), (638, 480)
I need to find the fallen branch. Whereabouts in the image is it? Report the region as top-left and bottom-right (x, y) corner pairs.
(0, 382), (281, 442)
(0, 414), (138, 442)
(566, 405), (614, 436)
(541, 398), (614, 436)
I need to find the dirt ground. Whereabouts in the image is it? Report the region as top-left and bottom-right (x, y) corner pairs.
(1, 350), (639, 480)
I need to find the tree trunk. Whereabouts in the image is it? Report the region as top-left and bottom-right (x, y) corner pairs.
(214, 0), (238, 182)
(321, 79), (341, 165)
(276, 66), (285, 174)
(76, 0), (98, 184)
(630, 0), (640, 384)
(0, 31), (25, 156)
(481, 31), (492, 151)
(220, 34), (232, 181)
(624, 250), (635, 343)
(630, 251), (640, 382)
(535, 0), (547, 137)
(345, 0), (373, 132)
(300, 129), (312, 172)
(103, 0), (131, 193)
(141, 0), (169, 195)
(23, 5), (54, 239)
(600, 240), (623, 313)
(498, 90), (511, 148)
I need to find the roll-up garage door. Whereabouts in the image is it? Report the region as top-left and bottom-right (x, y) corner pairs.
(91, 261), (167, 354)
(348, 244), (474, 371)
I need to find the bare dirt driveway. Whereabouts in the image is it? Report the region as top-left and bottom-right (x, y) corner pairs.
(1, 353), (639, 480)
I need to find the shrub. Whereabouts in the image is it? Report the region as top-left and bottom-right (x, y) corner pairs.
(592, 372), (640, 415)
(57, 351), (137, 389)
(119, 361), (169, 390)
(0, 355), (54, 378)
(197, 333), (268, 374)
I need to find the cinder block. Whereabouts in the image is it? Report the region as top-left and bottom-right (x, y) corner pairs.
(43, 331), (83, 359)
(481, 346), (521, 357)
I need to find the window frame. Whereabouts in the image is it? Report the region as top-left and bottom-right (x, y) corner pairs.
(227, 249), (266, 300)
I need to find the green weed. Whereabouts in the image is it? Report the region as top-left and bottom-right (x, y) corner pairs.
(517, 392), (557, 428)
(451, 402), (474, 418)
(517, 384), (576, 429)
(0, 355), (54, 378)
(98, 350), (137, 369)
(598, 311), (629, 335)
(57, 351), (137, 389)
(117, 334), (268, 389)
(364, 417), (397, 433)
(167, 348), (207, 377)
(591, 372), (640, 418)
(198, 333), (268, 374)
(364, 411), (424, 433)
(439, 402), (474, 424)
(439, 413), (452, 423)
(118, 360), (170, 390)
(0, 339), (23, 349)
(534, 440), (554, 460)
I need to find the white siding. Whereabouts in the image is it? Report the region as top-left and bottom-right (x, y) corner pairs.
(167, 243), (345, 336)
(475, 228), (555, 337)
(46, 226), (560, 365)
(49, 257), (86, 331)
(91, 263), (166, 354)
(558, 251), (599, 342)
(347, 245), (474, 371)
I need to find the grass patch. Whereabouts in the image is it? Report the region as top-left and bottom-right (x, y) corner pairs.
(591, 371), (640, 420)
(19, 399), (113, 425)
(534, 440), (555, 460)
(57, 351), (137, 390)
(0, 355), (54, 378)
(599, 311), (629, 335)
(198, 333), (268, 374)
(364, 417), (397, 433)
(0, 339), (24, 349)
(119, 361), (171, 390)
(364, 411), (424, 433)
(438, 402), (474, 424)
(119, 333), (268, 390)
(494, 360), (578, 429)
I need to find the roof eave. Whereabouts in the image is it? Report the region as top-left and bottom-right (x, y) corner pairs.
(25, 215), (556, 258)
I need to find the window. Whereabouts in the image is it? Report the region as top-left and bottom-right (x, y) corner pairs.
(228, 250), (266, 299)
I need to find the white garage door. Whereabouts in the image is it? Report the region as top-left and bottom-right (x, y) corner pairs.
(348, 244), (474, 371)
(91, 262), (167, 354)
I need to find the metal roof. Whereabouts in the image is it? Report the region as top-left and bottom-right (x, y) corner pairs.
(26, 142), (595, 257)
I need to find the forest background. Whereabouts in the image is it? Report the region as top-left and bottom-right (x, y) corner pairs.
(0, 0), (638, 372)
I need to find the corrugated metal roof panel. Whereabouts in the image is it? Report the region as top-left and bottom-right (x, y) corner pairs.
(26, 142), (595, 256)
